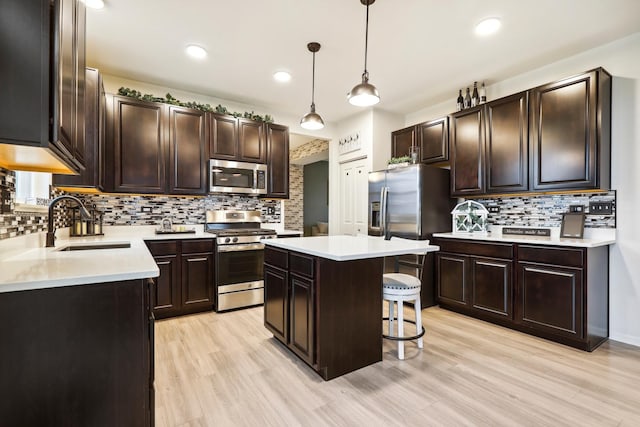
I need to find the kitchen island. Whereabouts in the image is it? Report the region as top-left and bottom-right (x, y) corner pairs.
(262, 235), (439, 380)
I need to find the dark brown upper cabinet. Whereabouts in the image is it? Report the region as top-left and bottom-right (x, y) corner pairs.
(106, 96), (210, 195)
(209, 114), (266, 163)
(53, 67), (104, 191)
(238, 118), (266, 163)
(530, 68), (611, 191)
(266, 123), (290, 198)
(168, 106), (208, 194)
(485, 92), (529, 193)
(108, 95), (168, 194)
(391, 125), (416, 159)
(450, 106), (485, 196)
(0, 0), (86, 174)
(74, 0), (86, 166)
(209, 113), (238, 160)
(417, 117), (449, 164)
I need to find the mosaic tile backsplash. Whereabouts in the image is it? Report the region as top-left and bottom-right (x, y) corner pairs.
(473, 191), (616, 228)
(0, 166), (617, 241)
(59, 193), (281, 228)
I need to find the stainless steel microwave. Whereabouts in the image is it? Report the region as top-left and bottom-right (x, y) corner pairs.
(209, 159), (267, 195)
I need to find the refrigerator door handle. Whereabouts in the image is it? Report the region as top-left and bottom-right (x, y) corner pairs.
(381, 186), (388, 238)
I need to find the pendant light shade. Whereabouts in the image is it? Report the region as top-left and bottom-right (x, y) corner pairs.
(300, 42), (325, 130)
(348, 0), (380, 107)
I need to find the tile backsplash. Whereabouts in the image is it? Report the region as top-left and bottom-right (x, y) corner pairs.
(0, 166), (617, 241)
(473, 191), (616, 229)
(57, 192), (281, 228)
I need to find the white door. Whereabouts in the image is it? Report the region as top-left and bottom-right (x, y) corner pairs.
(339, 158), (368, 235)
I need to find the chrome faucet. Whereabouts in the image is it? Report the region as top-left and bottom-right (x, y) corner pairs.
(46, 195), (91, 247)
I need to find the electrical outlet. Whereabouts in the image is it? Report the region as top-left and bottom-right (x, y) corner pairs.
(267, 207), (275, 215)
(569, 205), (584, 213)
(589, 201), (613, 215)
(488, 205), (500, 213)
(141, 206), (152, 213)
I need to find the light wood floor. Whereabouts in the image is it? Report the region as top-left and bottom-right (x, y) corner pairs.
(154, 306), (640, 427)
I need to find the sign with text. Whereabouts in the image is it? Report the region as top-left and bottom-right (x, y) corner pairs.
(502, 227), (551, 237)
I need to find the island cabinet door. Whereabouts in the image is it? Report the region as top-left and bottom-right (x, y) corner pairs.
(264, 265), (288, 343)
(289, 274), (314, 365)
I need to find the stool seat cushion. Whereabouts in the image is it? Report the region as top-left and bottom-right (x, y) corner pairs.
(382, 273), (422, 296)
(382, 273), (422, 289)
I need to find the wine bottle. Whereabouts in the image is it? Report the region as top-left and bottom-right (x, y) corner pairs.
(456, 89), (464, 111)
(471, 81), (479, 107)
(480, 82), (487, 103)
(464, 87), (471, 109)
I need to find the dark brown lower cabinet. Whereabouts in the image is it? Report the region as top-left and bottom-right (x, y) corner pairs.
(264, 246), (383, 380)
(517, 262), (583, 340)
(0, 279), (154, 426)
(434, 238), (609, 351)
(436, 252), (469, 308)
(436, 244), (513, 322)
(146, 239), (214, 319)
(471, 257), (513, 320)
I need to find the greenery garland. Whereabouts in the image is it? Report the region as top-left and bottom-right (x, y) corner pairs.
(117, 87), (274, 123)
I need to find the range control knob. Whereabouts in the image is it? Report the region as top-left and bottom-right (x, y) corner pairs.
(232, 237), (238, 243)
(224, 237), (231, 243)
(259, 236), (265, 240)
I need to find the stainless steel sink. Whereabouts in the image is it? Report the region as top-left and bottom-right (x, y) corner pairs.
(56, 242), (131, 251)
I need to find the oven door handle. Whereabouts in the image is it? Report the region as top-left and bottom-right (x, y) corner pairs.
(217, 243), (265, 252)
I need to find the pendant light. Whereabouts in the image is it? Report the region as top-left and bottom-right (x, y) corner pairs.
(300, 42), (325, 130)
(348, 0), (380, 107)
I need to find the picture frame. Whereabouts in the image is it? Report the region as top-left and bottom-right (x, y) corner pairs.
(560, 213), (585, 238)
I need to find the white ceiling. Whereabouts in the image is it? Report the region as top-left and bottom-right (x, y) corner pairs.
(86, 0), (640, 125)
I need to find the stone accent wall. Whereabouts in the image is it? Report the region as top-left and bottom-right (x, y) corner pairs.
(474, 191), (616, 228)
(285, 165), (303, 232)
(284, 139), (329, 233)
(290, 139), (329, 161)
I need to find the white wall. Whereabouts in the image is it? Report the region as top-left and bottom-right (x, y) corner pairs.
(406, 32), (640, 347)
(328, 110), (372, 235)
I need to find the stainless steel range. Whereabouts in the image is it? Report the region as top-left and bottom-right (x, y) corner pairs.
(205, 210), (276, 311)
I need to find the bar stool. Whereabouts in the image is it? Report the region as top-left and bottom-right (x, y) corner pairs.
(382, 241), (426, 360)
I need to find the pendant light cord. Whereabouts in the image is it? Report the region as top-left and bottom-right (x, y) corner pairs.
(311, 51), (316, 107)
(363, 1), (370, 76)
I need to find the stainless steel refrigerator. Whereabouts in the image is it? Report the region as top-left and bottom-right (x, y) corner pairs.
(368, 164), (453, 239)
(368, 164), (454, 307)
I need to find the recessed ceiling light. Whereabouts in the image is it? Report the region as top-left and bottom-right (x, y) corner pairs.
(475, 17), (501, 36)
(273, 71), (292, 83)
(84, 0), (105, 9)
(185, 44), (207, 60)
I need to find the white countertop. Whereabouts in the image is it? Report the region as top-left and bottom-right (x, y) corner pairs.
(263, 235), (439, 261)
(433, 226), (616, 248)
(0, 225), (217, 294)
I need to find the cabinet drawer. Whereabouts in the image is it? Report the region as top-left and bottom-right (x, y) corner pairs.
(265, 246), (288, 269)
(145, 240), (178, 256)
(182, 239), (214, 254)
(435, 239), (513, 259)
(290, 252), (315, 279)
(518, 245), (584, 268)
